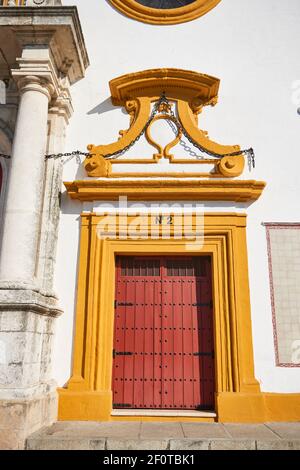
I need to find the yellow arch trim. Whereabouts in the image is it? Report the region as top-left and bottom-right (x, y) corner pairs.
(108, 0), (222, 25)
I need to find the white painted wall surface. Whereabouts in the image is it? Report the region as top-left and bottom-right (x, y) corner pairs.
(53, 0), (300, 392)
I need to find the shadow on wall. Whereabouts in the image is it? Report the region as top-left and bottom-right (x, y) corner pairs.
(59, 191), (82, 216)
(87, 97), (126, 116)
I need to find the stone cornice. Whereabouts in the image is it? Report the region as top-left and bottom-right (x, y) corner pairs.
(0, 283), (62, 317)
(64, 179), (266, 203)
(110, 68), (220, 106)
(0, 302), (62, 317)
(0, 6), (89, 84)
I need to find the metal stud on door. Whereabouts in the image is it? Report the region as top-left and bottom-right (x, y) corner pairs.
(112, 256), (215, 410)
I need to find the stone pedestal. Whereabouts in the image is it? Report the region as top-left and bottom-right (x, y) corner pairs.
(0, 292), (61, 449)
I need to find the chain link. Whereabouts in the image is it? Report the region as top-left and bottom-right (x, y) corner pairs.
(45, 150), (93, 165)
(0, 150), (94, 165)
(166, 119), (199, 158)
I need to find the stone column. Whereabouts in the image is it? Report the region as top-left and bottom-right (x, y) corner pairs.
(0, 6), (89, 449)
(38, 78), (73, 294)
(0, 74), (53, 284)
(0, 47), (62, 451)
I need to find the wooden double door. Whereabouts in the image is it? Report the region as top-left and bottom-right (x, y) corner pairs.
(112, 256), (215, 411)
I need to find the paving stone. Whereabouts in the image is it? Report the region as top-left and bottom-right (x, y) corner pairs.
(32, 421), (140, 439)
(140, 422), (184, 439)
(39, 421), (105, 434)
(26, 438), (91, 450)
(28, 421), (97, 438)
(91, 422), (141, 438)
(224, 424), (279, 440)
(182, 423), (228, 439)
(256, 440), (297, 450)
(266, 422), (300, 439)
(88, 439), (106, 450)
(170, 439), (210, 450)
(106, 439), (168, 450)
(210, 439), (256, 450)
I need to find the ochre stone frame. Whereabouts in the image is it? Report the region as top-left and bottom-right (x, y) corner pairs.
(108, 0), (222, 25)
(65, 179), (265, 203)
(84, 68), (247, 179)
(58, 213), (270, 422)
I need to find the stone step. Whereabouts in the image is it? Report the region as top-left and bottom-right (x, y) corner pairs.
(26, 421), (300, 450)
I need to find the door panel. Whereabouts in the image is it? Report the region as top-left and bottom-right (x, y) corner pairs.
(112, 256), (215, 410)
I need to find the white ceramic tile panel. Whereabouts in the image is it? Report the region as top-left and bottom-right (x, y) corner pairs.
(269, 228), (300, 365)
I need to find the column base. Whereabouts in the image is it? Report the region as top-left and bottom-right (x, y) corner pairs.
(0, 286), (61, 448)
(0, 289), (61, 399)
(0, 391), (57, 450)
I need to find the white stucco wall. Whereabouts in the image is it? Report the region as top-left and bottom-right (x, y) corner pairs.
(53, 0), (300, 392)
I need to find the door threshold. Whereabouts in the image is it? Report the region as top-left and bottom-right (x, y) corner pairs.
(111, 409), (217, 418)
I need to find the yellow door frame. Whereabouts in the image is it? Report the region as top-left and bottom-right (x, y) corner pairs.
(58, 212), (277, 422)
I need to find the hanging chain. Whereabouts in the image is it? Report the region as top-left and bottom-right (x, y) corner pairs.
(100, 93), (255, 168)
(166, 119), (200, 159)
(0, 94), (255, 169)
(159, 94), (255, 169)
(98, 94), (170, 160)
(0, 150), (93, 165)
(0, 95), (168, 164)
(44, 150), (93, 165)
(0, 152), (11, 160)
(166, 116), (255, 169)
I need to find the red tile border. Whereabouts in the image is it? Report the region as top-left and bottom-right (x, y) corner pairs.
(263, 223), (300, 367)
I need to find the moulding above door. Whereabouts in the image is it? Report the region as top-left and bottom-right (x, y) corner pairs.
(64, 179), (266, 203)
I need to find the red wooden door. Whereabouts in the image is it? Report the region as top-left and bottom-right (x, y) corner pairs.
(112, 256), (215, 411)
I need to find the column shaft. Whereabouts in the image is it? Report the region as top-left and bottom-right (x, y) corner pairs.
(0, 78), (50, 283)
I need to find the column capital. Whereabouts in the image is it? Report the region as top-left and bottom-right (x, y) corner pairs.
(14, 75), (55, 102)
(48, 77), (73, 124)
(11, 50), (60, 102)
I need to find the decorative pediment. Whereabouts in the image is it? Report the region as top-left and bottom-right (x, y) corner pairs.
(84, 69), (253, 179)
(109, 68), (220, 105)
